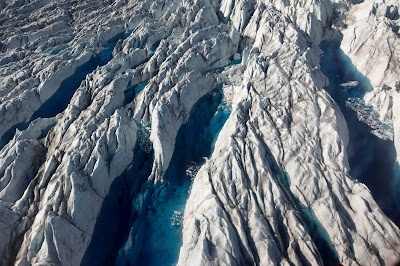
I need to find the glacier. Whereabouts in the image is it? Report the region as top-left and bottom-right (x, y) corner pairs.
(0, 0), (399, 265)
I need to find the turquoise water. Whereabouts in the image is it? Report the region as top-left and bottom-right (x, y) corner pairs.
(150, 40), (161, 53)
(81, 127), (154, 266)
(42, 47), (64, 55)
(123, 81), (149, 105)
(319, 40), (400, 226)
(81, 86), (231, 266)
(98, 86), (232, 266)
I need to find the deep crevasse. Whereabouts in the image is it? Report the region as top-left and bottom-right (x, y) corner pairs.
(320, 40), (400, 226)
(0, 33), (128, 149)
(115, 86), (232, 266)
(0, 0), (399, 265)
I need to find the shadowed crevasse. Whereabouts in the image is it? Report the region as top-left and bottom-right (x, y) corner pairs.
(263, 142), (340, 265)
(114, 85), (231, 266)
(0, 32), (130, 149)
(81, 126), (154, 266)
(319, 40), (400, 226)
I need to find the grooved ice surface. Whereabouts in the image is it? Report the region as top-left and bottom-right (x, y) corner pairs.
(0, 0), (399, 265)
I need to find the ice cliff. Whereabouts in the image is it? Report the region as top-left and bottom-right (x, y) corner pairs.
(0, 0), (399, 265)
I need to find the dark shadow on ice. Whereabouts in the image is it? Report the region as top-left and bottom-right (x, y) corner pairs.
(123, 81), (149, 105)
(81, 126), (154, 266)
(319, 40), (400, 226)
(113, 85), (232, 266)
(0, 32), (130, 149)
(263, 142), (340, 265)
(33, 32), (131, 119)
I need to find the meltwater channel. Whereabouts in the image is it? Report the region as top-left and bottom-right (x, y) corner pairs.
(117, 85), (232, 266)
(82, 85), (232, 266)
